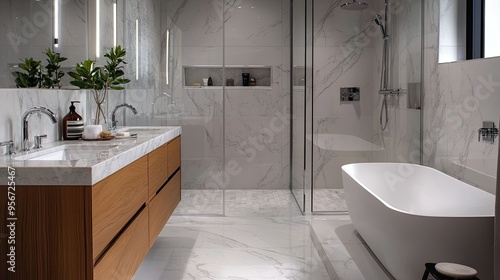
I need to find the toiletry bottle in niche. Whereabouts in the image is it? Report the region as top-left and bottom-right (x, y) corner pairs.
(208, 77), (213, 86)
(249, 77), (256, 86)
(242, 73), (250, 86)
(63, 101), (84, 140)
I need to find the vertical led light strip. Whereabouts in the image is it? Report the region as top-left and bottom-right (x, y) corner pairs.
(136, 19), (139, 80)
(166, 29), (169, 85)
(113, 1), (117, 47)
(96, 0), (100, 57)
(54, 0), (59, 48)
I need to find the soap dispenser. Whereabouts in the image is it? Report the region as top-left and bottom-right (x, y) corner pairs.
(63, 101), (84, 140)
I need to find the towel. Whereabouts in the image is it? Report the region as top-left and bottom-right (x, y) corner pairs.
(496, 124), (500, 280)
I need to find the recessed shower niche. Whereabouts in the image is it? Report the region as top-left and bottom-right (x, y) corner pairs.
(183, 66), (272, 89)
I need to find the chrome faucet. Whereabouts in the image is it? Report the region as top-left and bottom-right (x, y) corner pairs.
(111, 103), (138, 130)
(21, 107), (58, 151)
(152, 93), (172, 115)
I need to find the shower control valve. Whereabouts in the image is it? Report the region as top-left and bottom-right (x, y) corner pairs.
(340, 87), (360, 101)
(478, 121), (498, 143)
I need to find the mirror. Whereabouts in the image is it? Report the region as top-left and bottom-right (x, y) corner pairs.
(0, 0), (124, 88)
(439, 0), (500, 63)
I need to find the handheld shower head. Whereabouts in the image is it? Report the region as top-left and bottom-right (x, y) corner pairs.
(374, 14), (383, 26)
(373, 14), (388, 40)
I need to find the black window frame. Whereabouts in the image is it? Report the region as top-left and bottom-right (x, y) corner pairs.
(466, 0), (485, 59)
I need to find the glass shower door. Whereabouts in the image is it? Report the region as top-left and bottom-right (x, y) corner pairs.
(161, 0), (225, 216)
(291, 0), (308, 213)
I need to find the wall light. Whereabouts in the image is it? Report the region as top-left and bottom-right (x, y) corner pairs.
(166, 29), (169, 85)
(54, 0), (59, 48)
(96, 0), (100, 57)
(113, 0), (117, 47)
(136, 19), (139, 80)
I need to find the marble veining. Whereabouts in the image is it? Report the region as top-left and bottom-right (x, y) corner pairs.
(422, 0), (500, 193)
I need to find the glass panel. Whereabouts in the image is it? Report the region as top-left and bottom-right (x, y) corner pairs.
(157, 0), (224, 215)
(484, 0), (500, 58)
(291, 0), (307, 213)
(223, 0), (291, 217)
(311, 0), (422, 213)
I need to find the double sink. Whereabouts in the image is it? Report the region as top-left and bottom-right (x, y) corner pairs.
(13, 127), (164, 161)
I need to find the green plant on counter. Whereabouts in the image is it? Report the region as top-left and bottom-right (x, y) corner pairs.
(13, 58), (42, 88)
(68, 45), (130, 125)
(42, 49), (67, 89)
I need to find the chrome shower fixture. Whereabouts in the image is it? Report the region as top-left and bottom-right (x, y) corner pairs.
(341, 0), (368, 10)
(374, 14), (389, 40)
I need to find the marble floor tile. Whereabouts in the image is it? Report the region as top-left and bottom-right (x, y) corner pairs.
(135, 191), (390, 280)
(310, 217), (393, 280)
(312, 189), (348, 212)
(134, 215), (330, 280)
(174, 190), (302, 217)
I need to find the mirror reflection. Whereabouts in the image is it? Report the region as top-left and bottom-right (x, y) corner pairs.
(0, 0), (125, 88)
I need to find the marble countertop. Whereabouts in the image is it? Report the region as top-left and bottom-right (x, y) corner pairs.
(0, 126), (181, 186)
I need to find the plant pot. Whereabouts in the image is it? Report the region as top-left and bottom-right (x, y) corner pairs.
(87, 89), (109, 126)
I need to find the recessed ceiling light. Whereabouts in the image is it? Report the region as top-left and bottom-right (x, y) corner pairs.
(238, 6), (242, 8)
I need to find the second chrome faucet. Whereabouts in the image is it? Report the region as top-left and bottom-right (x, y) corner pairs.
(111, 103), (138, 130)
(21, 107), (58, 151)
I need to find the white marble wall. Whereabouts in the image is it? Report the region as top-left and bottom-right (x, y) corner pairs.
(310, 0), (375, 190)
(423, 0), (500, 194)
(0, 89), (87, 152)
(372, 0), (422, 165)
(308, 0), (422, 197)
(152, 0), (290, 191)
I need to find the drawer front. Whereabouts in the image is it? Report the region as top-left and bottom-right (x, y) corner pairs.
(149, 171), (181, 247)
(94, 207), (149, 280)
(148, 142), (169, 198)
(92, 156), (148, 262)
(167, 136), (181, 177)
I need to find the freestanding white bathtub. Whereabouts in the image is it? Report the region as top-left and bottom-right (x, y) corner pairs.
(342, 163), (495, 280)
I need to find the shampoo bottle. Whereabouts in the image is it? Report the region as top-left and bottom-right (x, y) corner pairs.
(63, 101), (84, 140)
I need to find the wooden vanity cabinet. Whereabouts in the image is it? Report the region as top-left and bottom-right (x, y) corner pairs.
(0, 136), (181, 280)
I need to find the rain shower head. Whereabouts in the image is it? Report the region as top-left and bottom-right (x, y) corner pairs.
(341, 0), (368, 10)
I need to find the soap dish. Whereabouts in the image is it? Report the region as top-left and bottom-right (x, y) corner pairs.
(82, 136), (115, 141)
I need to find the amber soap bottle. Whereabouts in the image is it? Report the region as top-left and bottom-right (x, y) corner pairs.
(63, 101), (84, 140)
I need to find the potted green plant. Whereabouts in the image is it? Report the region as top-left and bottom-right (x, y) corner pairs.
(13, 58), (42, 88)
(13, 49), (68, 89)
(69, 45), (130, 125)
(42, 49), (67, 89)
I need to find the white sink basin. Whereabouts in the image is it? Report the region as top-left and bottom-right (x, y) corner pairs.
(118, 127), (165, 134)
(15, 145), (120, 161)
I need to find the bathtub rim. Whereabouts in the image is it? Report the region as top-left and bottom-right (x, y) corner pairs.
(342, 162), (495, 218)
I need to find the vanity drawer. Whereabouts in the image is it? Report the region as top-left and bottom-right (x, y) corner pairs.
(148, 142), (169, 198)
(148, 171), (181, 247)
(93, 207), (149, 280)
(167, 136), (181, 177)
(92, 156), (148, 262)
